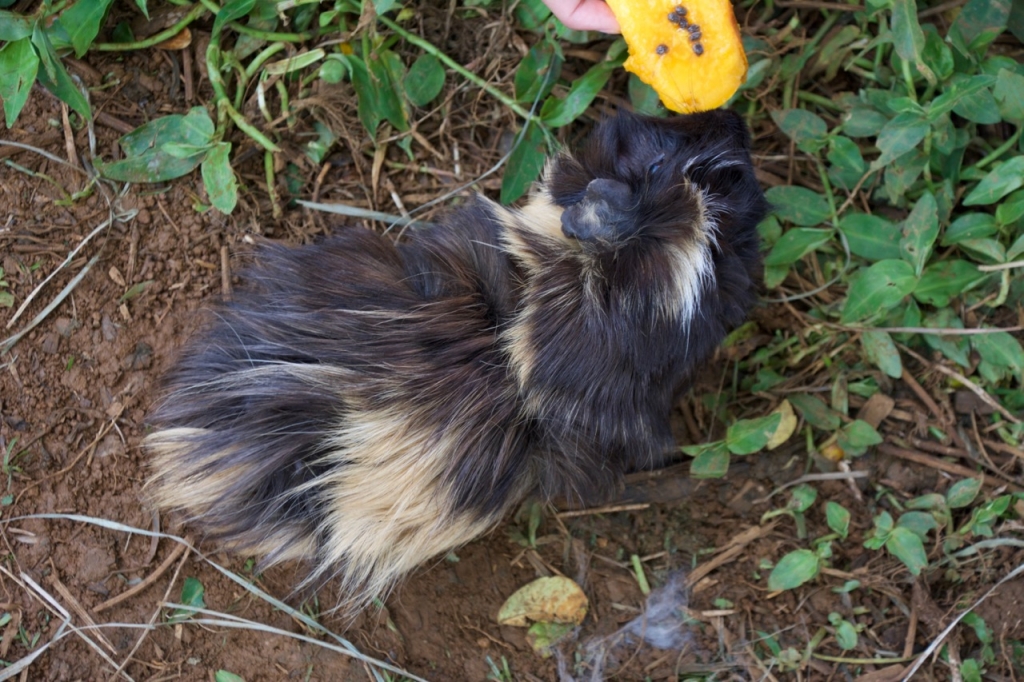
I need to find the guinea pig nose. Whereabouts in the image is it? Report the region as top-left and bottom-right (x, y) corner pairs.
(585, 178), (631, 212)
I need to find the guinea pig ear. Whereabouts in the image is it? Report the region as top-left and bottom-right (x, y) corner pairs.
(545, 153), (591, 207)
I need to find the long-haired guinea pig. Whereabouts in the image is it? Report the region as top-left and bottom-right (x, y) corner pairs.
(146, 109), (767, 608)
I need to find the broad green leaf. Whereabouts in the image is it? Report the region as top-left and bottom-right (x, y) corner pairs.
(840, 260), (916, 324)
(1008, 233), (1024, 260)
(896, 511), (938, 540)
(885, 527), (927, 575)
(996, 189), (1024, 226)
(861, 330), (902, 379)
(958, 238), (1005, 264)
(689, 442), (730, 479)
(950, 0), (1011, 54)
(541, 61), (615, 128)
(912, 260), (987, 307)
(201, 142), (238, 215)
(31, 23), (90, 120)
(890, 0), (925, 66)
(942, 213), (998, 245)
(834, 619), (859, 650)
(374, 50), (410, 132)
(826, 502), (851, 539)
(514, 41), (561, 104)
(514, 0), (552, 30)
(725, 413), (783, 455)
(765, 186), (831, 227)
(922, 309), (970, 368)
(262, 49), (325, 76)
(951, 77), (1001, 124)
(788, 393), (841, 430)
(838, 213), (901, 262)
(827, 136), (866, 190)
(928, 75), (996, 121)
(772, 108), (828, 152)
(842, 107), (888, 137)
(788, 484), (817, 513)
(972, 331), (1024, 383)
(500, 123), (547, 204)
(347, 55), (380, 134)
(762, 228), (832, 267)
(899, 192), (938, 277)
(963, 156), (1024, 206)
(168, 576), (206, 622)
(882, 151), (927, 206)
(119, 107), (213, 157)
(61, 0), (115, 57)
(871, 113), (928, 170)
(404, 54), (445, 107)
(0, 10), (34, 41)
(837, 420), (882, 457)
(628, 73), (665, 117)
(994, 68), (1024, 122)
(946, 478), (982, 509)
(0, 37), (38, 127)
(767, 549), (820, 591)
(920, 25), (954, 81)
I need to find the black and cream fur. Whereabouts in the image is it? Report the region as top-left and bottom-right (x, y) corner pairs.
(146, 109), (767, 606)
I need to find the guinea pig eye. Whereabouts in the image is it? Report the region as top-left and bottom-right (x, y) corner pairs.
(648, 153), (666, 175)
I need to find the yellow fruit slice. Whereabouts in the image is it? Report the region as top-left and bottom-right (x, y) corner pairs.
(605, 0), (748, 113)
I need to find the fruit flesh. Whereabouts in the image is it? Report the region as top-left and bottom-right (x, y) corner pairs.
(606, 0), (748, 113)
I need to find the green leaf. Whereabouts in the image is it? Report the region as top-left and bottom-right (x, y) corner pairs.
(725, 413), (783, 455)
(861, 330), (902, 379)
(689, 442), (730, 479)
(513, 0), (552, 30)
(834, 619), (859, 650)
(373, 50), (410, 132)
(951, 77), (1001, 124)
(994, 68), (1024, 122)
(958, 238), (1005, 264)
(838, 213), (901, 262)
(899, 192), (938, 277)
(837, 420), (882, 457)
(840, 260), (916, 324)
(213, 0), (256, 35)
(61, 0), (115, 57)
(946, 478), (982, 509)
(97, 108), (214, 183)
(890, 0), (925, 65)
(788, 393), (841, 431)
(404, 54), (445, 107)
(825, 502), (851, 539)
(912, 260), (986, 307)
(0, 37), (38, 127)
(996, 189), (1024, 226)
(972, 331), (1024, 383)
(826, 136), (866, 190)
(950, 0), (1011, 54)
(30, 23), (91, 120)
(347, 55), (380, 134)
(922, 309), (970, 368)
(542, 61), (616, 129)
(871, 113), (928, 170)
(167, 576), (206, 622)
(884, 527), (928, 575)
(628, 73), (665, 117)
(763, 228), (832, 267)
(118, 280), (153, 302)
(214, 672), (246, 682)
(942, 213), (998, 245)
(928, 75), (997, 121)
(514, 41), (561, 104)
(0, 10), (35, 41)
(963, 156), (1024, 206)
(842, 107), (888, 138)
(765, 186), (831, 227)
(767, 550), (820, 591)
(201, 142), (238, 215)
(896, 511), (938, 540)
(788, 484), (817, 513)
(772, 108), (828, 152)
(500, 123), (547, 204)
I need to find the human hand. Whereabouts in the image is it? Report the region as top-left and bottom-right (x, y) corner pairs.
(541, 0), (620, 33)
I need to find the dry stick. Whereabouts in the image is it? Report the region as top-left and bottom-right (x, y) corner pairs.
(877, 444), (1024, 492)
(899, 367), (944, 421)
(556, 503), (650, 518)
(902, 560), (1024, 681)
(901, 345), (1021, 425)
(112, 542), (191, 678)
(94, 541), (189, 614)
(687, 523), (776, 589)
(47, 571), (116, 654)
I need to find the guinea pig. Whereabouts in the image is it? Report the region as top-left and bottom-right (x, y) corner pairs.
(145, 109), (767, 608)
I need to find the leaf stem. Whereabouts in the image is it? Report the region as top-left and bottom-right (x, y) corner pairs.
(93, 3), (207, 51)
(973, 125), (1022, 170)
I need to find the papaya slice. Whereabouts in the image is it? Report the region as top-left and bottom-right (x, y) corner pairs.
(605, 0), (748, 113)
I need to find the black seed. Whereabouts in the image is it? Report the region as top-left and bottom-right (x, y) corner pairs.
(693, 43), (704, 55)
(688, 23), (700, 33)
(690, 30), (701, 41)
(675, 5), (687, 15)
(656, 44), (669, 55)
(669, 12), (677, 22)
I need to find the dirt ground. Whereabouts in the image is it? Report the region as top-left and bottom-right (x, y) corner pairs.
(2, 6), (1024, 682)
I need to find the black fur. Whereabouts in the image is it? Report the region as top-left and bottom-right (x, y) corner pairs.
(147, 109), (767, 602)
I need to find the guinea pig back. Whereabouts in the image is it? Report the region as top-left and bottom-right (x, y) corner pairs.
(145, 109), (767, 607)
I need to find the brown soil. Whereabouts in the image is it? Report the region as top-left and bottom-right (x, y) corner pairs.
(2, 6), (1024, 682)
